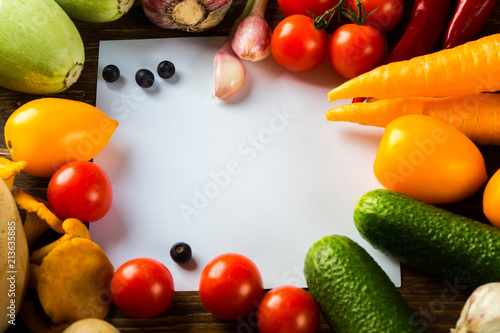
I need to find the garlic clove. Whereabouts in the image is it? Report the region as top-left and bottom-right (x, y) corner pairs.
(231, 14), (272, 62)
(451, 282), (500, 333)
(214, 40), (246, 100)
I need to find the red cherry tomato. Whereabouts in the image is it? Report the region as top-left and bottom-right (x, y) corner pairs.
(47, 161), (113, 223)
(111, 258), (175, 318)
(346, 0), (404, 33)
(329, 23), (386, 79)
(278, 0), (340, 17)
(257, 286), (321, 333)
(199, 253), (263, 320)
(271, 14), (328, 73)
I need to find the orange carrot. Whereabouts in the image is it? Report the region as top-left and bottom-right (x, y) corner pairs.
(326, 93), (500, 145)
(327, 33), (500, 102)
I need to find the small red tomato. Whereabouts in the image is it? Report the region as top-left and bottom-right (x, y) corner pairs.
(257, 286), (321, 333)
(111, 258), (175, 318)
(199, 253), (263, 320)
(346, 0), (404, 33)
(329, 23), (386, 79)
(47, 161), (113, 222)
(278, 0), (341, 17)
(271, 14), (328, 72)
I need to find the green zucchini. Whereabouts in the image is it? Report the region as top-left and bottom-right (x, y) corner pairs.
(354, 189), (500, 289)
(54, 0), (135, 23)
(304, 235), (421, 333)
(0, 0), (85, 94)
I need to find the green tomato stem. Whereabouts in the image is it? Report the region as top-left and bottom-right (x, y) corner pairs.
(312, 0), (346, 30)
(343, 0), (378, 25)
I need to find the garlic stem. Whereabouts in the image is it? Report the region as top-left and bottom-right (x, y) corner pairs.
(230, 0), (257, 36)
(231, 0), (271, 62)
(249, 0), (267, 17)
(213, 0), (255, 100)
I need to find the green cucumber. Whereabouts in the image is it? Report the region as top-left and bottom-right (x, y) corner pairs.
(354, 189), (500, 289)
(54, 0), (135, 23)
(304, 235), (421, 333)
(0, 0), (85, 94)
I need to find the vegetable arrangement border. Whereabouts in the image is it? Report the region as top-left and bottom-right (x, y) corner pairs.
(1, 0), (500, 332)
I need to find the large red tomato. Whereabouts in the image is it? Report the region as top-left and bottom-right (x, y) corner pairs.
(278, 0), (340, 17)
(199, 253), (263, 320)
(111, 258), (175, 318)
(47, 161), (113, 223)
(329, 23), (386, 79)
(271, 14), (328, 72)
(257, 286), (321, 333)
(346, 0), (404, 33)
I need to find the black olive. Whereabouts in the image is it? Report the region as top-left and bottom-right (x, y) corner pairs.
(170, 242), (192, 264)
(102, 64), (120, 83)
(135, 69), (155, 88)
(157, 60), (176, 79)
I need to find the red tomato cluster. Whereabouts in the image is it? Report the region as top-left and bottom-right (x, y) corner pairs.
(272, 0), (403, 78)
(111, 253), (320, 332)
(199, 253), (320, 332)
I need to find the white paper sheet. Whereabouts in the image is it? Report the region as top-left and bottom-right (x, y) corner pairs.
(90, 36), (399, 291)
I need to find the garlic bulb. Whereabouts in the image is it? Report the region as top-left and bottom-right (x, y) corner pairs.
(451, 282), (500, 333)
(142, 0), (233, 32)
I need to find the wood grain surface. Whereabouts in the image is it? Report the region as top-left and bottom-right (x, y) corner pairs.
(3, 0), (500, 332)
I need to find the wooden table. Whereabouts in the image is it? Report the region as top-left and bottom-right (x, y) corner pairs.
(3, 0), (500, 332)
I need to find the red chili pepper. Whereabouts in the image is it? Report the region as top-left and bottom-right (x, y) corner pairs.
(383, 0), (453, 64)
(442, 0), (498, 49)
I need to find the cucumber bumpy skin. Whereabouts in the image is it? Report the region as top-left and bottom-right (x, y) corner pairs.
(54, 0), (135, 23)
(354, 189), (500, 289)
(0, 0), (85, 94)
(304, 235), (421, 333)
